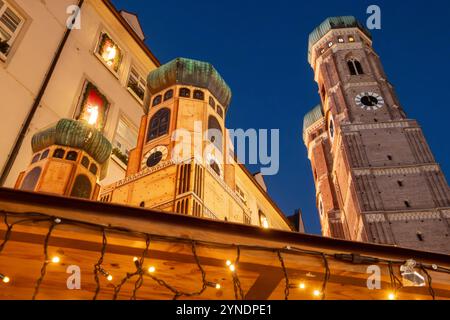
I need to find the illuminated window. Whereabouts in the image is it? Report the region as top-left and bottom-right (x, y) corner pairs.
(164, 89), (174, 101)
(95, 32), (123, 73)
(193, 90), (204, 100)
(75, 81), (110, 131)
(348, 36), (355, 42)
(338, 37), (344, 43)
(127, 67), (146, 102)
(179, 88), (191, 98)
(259, 211), (269, 229)
(328, 41), (333, 47)
(0, 1), (24, 58)
(112, 117), (137, 166)
(147, 108), (170, 142)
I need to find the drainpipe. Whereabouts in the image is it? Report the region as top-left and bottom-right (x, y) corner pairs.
(0, 0), (85, 186)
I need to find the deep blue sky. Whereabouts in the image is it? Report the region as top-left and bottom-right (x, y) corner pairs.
(112, 0), (450, 235)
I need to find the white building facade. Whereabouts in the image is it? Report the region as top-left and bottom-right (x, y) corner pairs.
(0, 0), (159, 187)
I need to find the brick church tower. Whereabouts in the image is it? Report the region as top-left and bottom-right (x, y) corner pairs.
(303, 16), (450, 253)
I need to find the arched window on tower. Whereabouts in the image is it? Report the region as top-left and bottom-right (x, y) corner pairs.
(21, 167), (42, 191)
(147, 108), (170, 142)
(347, 59), (364, 75)
(164, 89), (174, 101)
(66, 151), (78, 161)
(31, 153), (41, 164)
(209, 96), (216, 110)
(193, 90), (204, 100)
(70, 175), (92, 199)
(179, 88), (191, 98)
(207, 115), (223, 151)
(40, 149), (50, 160)
(152, 95), (162, 107)
(53, 148), (65, 159)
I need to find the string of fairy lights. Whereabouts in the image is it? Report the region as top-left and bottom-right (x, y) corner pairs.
(0, 210), (449, 300)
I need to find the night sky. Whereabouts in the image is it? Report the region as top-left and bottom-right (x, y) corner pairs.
(111, 0), (450, 235)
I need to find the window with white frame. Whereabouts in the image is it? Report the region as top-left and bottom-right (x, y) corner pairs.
(235, 184), (246, 204)
(0, 0), (24, 58)
(112, 117), (137, 166)
(127, 67), (146, 103)
(259, 210), (269, 229)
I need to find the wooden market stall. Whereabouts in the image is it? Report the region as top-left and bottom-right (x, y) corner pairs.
(0, 188), (449, 300)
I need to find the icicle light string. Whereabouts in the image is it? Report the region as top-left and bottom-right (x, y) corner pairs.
(320, 253), (331, 300)
(277, 250), (290, 300)
(93, 228), (108, 300)
(144, 240), (210, 300)
(0, 214), (12, 254)
(112, 234), (150, 300)
(32, 219), (57, 300)
(388, 262), (403, 299)
(231, 246), (244, 300)
(420, 266), (436, 300)
(0, 210), (447, 300)
(131, 234), (150, 300)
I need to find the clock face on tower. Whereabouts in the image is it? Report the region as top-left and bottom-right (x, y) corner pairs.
(142, 146), (168, 169)
(355, 92), (385, 111)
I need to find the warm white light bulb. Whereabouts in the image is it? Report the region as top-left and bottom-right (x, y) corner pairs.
(148, 266), (156, 273)
(388, 293), (396, 300)
(299, 283), (306, 289)
(229, 264), (236, 272)
(226, 260), (232, 266)
(107, 275), (113, 281)
(133, 257), (139, 262)
(2, 276), (10, 284)
(51, 256), (60, 264)
(262, 218), (269, 229)
(86, 105), (99, 125)
(105, 46), (116, 61)
(215, 283), (221, 290)
(313, 290), (321, 297)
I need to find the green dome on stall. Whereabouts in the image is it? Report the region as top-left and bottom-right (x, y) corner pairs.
(147, 57), (232, 109)
(302, 104), (324, 142)
(308, 16), (372, 64)
(31, 119), (112, 164)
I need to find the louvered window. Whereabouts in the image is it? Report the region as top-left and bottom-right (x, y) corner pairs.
(0, 1), (24, 57)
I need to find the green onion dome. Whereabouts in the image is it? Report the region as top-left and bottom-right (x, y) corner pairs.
(308, 16), (371, 64)
(31, 119), (112, 165)
(302, 104), (324, 142)
(147, 57), (232, 109)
